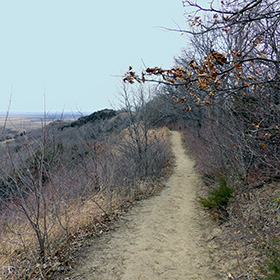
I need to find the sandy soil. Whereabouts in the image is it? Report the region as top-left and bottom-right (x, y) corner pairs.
(70, 131), (224, 280)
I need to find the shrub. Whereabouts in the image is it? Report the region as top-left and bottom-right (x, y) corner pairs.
(259, 243), (280, 280)
(199, 178), (234, 220)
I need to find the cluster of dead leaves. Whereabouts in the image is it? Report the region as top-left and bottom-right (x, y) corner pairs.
(123, 66), (188, 85)
(189, 49), (228, 91)
(123, 50), (230, 109)
(123, 48), (271, 110)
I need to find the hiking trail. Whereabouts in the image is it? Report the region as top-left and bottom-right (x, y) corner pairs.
(71, 131), (223, 279)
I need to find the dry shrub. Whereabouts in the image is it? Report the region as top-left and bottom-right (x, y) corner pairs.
(211, 182), (280, 279)
(0, 126), (171, 279)
(180, 121), (280, 278)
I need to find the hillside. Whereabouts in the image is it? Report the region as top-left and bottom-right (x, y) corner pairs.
(0, 0), (279, 279)
(0, 98), (279, 279)
(62, 109), (117, 128)
(0, 107), (171, 279)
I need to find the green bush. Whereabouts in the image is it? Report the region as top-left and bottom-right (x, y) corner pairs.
(199, 178), (234, 219)
(259, 245), (280, 280)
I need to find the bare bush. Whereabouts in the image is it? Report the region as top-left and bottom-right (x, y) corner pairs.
(0, 91), (171, 278)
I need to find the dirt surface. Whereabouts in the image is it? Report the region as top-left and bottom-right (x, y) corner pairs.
(70, 131), (224, 280)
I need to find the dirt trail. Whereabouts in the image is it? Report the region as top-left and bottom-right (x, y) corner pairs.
(71, 131), (221, 279)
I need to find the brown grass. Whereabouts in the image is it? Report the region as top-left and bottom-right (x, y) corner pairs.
(0, 115), (51, 132)
(0, 126), (171, 279)
(0, 190), (131, 278)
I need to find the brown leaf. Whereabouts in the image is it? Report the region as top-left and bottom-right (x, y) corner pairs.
(201, 80), (207, 89)
(187, 69), (192, 78)
(252, 123), (260, 129)
(180, 97), (186, 103)
(197, 73), (208, 77)
(234, 62), (242, 71)
(177, 66), (186, 73)
(141, 73), (145, 83)
(259, 53), (268, 59)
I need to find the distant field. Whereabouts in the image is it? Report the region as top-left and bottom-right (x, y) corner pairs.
(0, 114), (51, 131)
(0, 112), (80, 132)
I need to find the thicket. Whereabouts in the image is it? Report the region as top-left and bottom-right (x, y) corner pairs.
(0, 87), (171, 279)
(124, 0), (280, 278)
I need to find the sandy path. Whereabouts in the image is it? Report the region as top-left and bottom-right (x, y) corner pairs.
(71, 131), (220, 280)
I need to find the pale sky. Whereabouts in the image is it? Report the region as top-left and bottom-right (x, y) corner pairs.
(0, 0), (191, 113)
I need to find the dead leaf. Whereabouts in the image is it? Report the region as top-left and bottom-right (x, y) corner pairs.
(259, 53), (268, 59)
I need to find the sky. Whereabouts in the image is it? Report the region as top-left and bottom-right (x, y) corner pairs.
(0, 0), (191, 113)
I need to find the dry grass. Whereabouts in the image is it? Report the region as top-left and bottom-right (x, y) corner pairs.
(0, 115), (52, 132)
(0, 190), (132, 278)
(0, 126), (171, 279)
(120, 124), (169, 142)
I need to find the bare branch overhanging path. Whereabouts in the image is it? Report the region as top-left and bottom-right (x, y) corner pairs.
(71, 131), (221, 279)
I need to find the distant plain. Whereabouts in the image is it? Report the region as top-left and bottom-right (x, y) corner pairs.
(0, 112), (80, 132)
